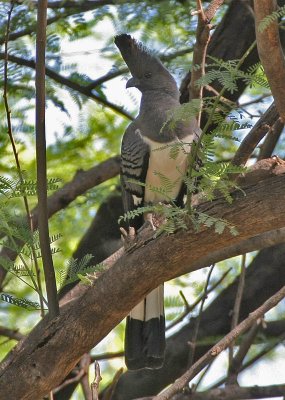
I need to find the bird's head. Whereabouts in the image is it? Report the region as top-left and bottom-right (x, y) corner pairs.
(114, 34), (178, 95)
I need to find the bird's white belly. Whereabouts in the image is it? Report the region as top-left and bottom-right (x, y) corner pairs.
(143, 134), (193, 203)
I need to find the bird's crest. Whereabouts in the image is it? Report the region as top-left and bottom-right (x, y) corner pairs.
(114, 34), (172, 80)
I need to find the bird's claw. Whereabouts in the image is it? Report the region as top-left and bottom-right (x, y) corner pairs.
(120, 226), (136, 250)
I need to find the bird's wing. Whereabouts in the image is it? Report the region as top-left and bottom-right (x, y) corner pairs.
(121, 124), (150, 228)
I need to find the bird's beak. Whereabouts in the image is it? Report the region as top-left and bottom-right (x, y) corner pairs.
(126, 77), (139, 88)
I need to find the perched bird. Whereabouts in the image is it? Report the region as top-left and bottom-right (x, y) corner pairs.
(115, 34), (200, 370)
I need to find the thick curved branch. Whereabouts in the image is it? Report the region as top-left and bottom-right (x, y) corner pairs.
(254, 0), (285, 121)
(0, 156), (120, 288)
(111, 243), (285, 399)
(0, 164), (285, 399)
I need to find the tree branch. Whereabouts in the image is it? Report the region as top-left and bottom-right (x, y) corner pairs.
(227, 320), (261, 384)
(35, 0), (59, 318)
(254, 0), (285, 121)
(258, 118), (284, 160)
(111, 243), (285, 399)
(165, 383), (285, 400)
(86, 47), (193, 90)
(232, 102), (279, 166)
(0, 155), (120, 289)
(189, 0), (224, 103)
(0, 163), (285, 399)
(0, 326), (24, 341)
(154, 284), (285, 399)
(0, 53), (133, 120)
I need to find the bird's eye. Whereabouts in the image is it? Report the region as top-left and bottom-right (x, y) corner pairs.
(144, 72), (152, 78)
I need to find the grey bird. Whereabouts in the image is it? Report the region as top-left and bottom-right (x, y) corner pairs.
(115, 34), (200, 370)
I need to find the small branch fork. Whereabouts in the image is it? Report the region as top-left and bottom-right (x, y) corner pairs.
(189, 0), (225, 124)
(154, 284), (285, 399)
(91, 361), (102, 400)
(166, 268), (231, 331)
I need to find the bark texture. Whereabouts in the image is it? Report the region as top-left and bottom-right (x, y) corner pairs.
(111, 243), (285, 399)
(0, 165), (285, 399)
(254, 0), (285, 121)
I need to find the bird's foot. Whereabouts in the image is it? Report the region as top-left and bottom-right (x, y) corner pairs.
(120, 226), (136, 251)
(144, 205), (168, 230)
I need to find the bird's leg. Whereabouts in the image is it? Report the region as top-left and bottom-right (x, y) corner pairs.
(143, 212), (156, 231)
(142, 203), (168, 231)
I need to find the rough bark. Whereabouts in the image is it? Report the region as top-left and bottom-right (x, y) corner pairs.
(254, 0), (285, 121)
(0, 164), (285, 399)
(111, 243), (285, 399)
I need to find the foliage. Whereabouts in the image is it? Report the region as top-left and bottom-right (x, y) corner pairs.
(57, 254), (105, 288)
(258, 5), (285, 32)
(120, 61), (252, 236)
(0, 0), (284, 398)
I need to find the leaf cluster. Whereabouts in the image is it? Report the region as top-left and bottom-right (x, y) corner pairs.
(257, 5), (285, 32)
(58, 254), (105, 288)
(0, 292), (41, 310)
(196, 58), (269, 94)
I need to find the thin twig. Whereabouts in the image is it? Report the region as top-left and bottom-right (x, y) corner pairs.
(91, 361), (102, 400)
(154, 284), (285, 399)
(232, 103), (279, 167)
(227, 254), (246, 379)
(162, 383), (285, 400)
(0, 52), (133, 120)
(36, 0), (59, 318)
(90, 350), (124, 362)
(227, 320), (261, 385)
(210, 329), (285, 389)
(87, 47), (193, 90)
(167, 268), (231, 331)
(187, 264), (215, 368)
(53, 354), (90, 395)
(186, 40), (257, 211)
(80, 354), (92, 400)
(0, 326), (24, 341)
(102, 368), (124, 400)
(53, 367), (86, 393)
(238, 93), (271, 108)
(3, 0), (46, 314)
(189, 0), (222, 122)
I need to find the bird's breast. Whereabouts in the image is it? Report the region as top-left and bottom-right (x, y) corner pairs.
(143, 134), (193, 203)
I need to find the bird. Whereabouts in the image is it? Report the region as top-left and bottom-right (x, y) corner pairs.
(115, 34), (200, 370)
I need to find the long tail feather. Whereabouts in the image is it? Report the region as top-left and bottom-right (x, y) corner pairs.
(125, 285), (165, 369)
